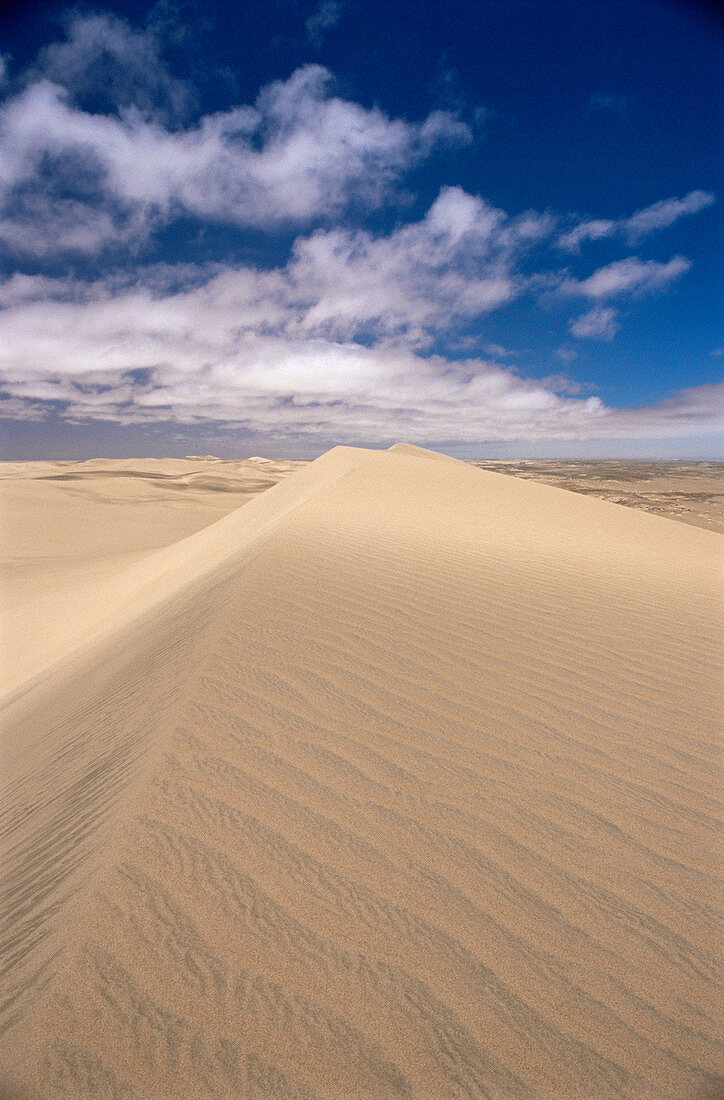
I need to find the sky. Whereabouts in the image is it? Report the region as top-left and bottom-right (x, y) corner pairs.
(0, 0), (722, 458)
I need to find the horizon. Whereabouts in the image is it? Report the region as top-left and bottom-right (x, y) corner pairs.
(0, 0), (722, 458)
(4, 441), (724, 463)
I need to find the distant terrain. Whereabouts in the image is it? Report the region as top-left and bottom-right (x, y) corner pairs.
(470, 460), (724, 533)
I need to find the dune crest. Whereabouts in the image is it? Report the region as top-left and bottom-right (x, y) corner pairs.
(1, 444), (722, 1098)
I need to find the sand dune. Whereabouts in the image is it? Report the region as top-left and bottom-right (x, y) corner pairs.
(0, 456), (304, 696)
(1, 444), (722, 1098)
(471, 459), (724, 534)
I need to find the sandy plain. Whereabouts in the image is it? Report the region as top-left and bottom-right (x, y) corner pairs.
(0, 444), (722, 1098)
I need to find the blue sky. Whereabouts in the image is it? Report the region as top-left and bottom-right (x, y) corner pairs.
(0, 0), (721, 458)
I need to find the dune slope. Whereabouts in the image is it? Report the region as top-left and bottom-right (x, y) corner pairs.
(1, 445), (722, 1099)
(0, 456), (305, 695)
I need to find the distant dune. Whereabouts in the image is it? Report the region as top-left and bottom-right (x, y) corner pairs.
(1, 445), (722, 1098)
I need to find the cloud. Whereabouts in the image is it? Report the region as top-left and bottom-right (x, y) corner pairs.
(0, 395), (45, 421)
(483, 343), (516, 359)
(306, 1), (342, 46)
(1, 241), (721, 445)
(28, 11), (191, 122)
(0, 18), (716, 449)
(558, 219), (615, 252)
(559, 190), (715, 251)
(0, 192), (150, 257)
(0, 66), (470, 257)
(566, 256), (690, 299)
(0, 275), (609, 439)
(0, 172), (548, 339)
(625, 382), (724, 436)
(281, 187), (537, 344)
(539, 373), (585, 395)
(0, 185), (544, 367)
(555, 346), (577, 363)
(570, 306), (619, 340)
(624, 190), (715, 242)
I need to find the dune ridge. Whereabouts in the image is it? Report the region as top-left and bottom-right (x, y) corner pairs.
(1, 444), (722, 1098)
(0, 455), (308, 698)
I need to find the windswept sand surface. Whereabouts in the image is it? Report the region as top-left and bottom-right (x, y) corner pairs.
(1, 444), (722, 1098)
(0, 456), (305, 695)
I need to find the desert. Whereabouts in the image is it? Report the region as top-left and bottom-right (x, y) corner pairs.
(1, 444), (722, 1098)
(1, 4), (722, 1095)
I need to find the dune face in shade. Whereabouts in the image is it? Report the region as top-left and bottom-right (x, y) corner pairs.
(0, 445), (722, 1098)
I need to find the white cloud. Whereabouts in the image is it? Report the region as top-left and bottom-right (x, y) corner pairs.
(281, 187), (533, 343)
(0, 20), (716, 448)
(0, 66), (470, 255)
(0, 183), (541, 345)
(559, 190), (715, 251)
(1, 246), (721, 444)
(559, 219), (615, 252)
(570, 306), (619, 340)
(555, 346), (577, 363)
(306, 1), (342, 46)
(483, 343), (516, 359)
(567, 256), (690, 299)
(0, 281), (608, 438)
(0, 192), (150, 257)
(0, 395), (45, 421)
(0, 186), (541, 373)
(625, 190), (715, 242)
(539, 373), (584, 395)
(29, 11), (190, 122)
(625, 382), (724, 436)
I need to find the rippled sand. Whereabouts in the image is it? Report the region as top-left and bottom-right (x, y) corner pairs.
(1, 444), (722, 1098)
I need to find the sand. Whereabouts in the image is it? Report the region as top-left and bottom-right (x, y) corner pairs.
(470, 460), (724, 534)
(1, 443), (722, 1098)
(0, 456), (305, 696)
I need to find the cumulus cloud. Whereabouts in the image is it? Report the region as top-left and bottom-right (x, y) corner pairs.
(0, 191), (150, 257)
(306, 1), (342, 46)
(0, 187), (549, 380)
(0, 173), (548, 341)
(1, 243), (721, 444)
(281, 187), (541, 344)
(0, 17), (717, 448)
(0, 272), (610, 439)
(0, 65), (470, 256)
(0, 395), (45, 421)
(559, 190), (714, 251)
(570, 306), (619, 340)
(28, 11), (191, 122)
